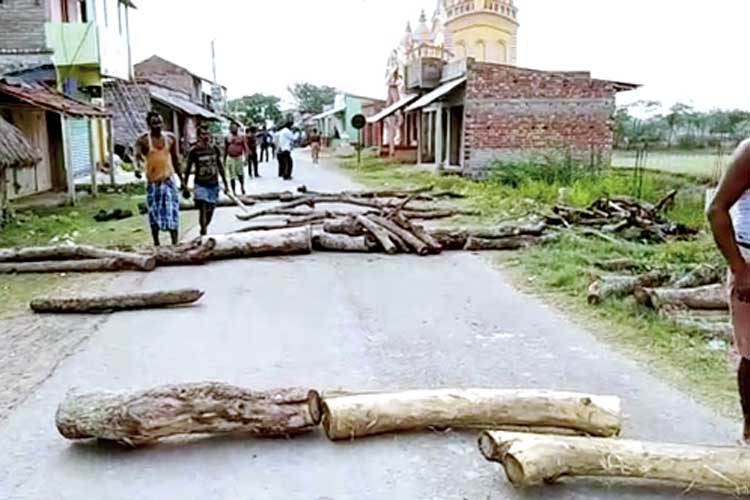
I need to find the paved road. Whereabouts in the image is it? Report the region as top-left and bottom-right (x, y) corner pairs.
(0, 154), (737, 500)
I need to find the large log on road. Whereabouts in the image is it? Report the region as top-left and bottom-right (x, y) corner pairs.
(56, 383), (322, 446)
(148, 240), (217, 266)
(0, 244), (155, 270)
(587, 270), (670, 305)
(205, 226), (312, 259)
(356, 215), (398, 254)
(640, 283), (728, 310)
(479, 431), (750, 495)
(368, 214), (429, 255)
(320, 389), (622, 441)
(312, 231), (374, 252)
(0, 258), (152, 274)
(30, 288), (204, 313)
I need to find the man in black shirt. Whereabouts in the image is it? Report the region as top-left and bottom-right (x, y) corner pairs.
(183, 126), (229, 236)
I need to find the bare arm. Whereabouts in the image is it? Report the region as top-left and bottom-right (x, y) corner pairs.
(184, 149), (195, 186)
(216, 147), (229, 191)
(707, 140), (750, 274)
(134, 136), (147, 174)
(223, 138), (229, 164)
(168, 134), (182, 181)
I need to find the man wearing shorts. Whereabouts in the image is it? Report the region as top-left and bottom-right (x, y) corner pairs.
(224, 122), (247, 195)
(184, 126), (229, 236)
(708, 138), (750, 442)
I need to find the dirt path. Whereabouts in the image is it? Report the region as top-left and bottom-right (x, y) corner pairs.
(0, 153), (737, 500)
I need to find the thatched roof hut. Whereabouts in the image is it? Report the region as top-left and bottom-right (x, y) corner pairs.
(0, 116), (39, 170)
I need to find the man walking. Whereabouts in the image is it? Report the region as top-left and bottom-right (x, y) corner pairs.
(259, 127), (272, 163)
(708, 138), (750, 443)
(309, 127), (322, 164)
(224, 122), (247, 195)
(276, 121), (295, 180)
(135, 111), (182, 246)
(183, 126), (229, 236)
(246, 125), (260, 178)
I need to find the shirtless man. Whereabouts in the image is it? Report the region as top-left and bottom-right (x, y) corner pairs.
(708, 139), (750, 442)
(135, 111), (182, 246)
(224, 122), (247, 195)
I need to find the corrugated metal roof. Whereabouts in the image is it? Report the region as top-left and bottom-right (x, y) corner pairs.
(0, 82), (110, 118)
(148, 85), (217, 120)
(405, 77), (466, 112)
(311, 105), (346, 121)
(0, 116), (41, 170)
(367, 94), (419, 124)
(104, 80), (151, 148)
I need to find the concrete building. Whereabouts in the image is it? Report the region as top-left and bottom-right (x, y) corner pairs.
(367, 0), (638, 177)
(312, 92), (385, 149)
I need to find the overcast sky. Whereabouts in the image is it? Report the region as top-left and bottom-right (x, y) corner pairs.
(130, 0), (749, 112)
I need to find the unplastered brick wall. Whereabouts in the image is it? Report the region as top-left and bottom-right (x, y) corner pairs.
(0, 0), (48, 51)
(463, 61), (619, 177)
(134, 57), (198, 101)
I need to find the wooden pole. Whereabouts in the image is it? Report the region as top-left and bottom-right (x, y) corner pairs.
(479, 431), (750, 495)
(107, 118), (116, 186)
(89, 118), (98, 197)
(320, 389), (622, 441)
(61, 114), (76, 206)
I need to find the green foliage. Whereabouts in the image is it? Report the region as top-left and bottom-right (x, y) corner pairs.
(287, 82), (336, 115)
(227, 94), (283, 127)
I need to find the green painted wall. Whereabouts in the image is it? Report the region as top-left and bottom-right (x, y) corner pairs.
(45, 22), (100, 67)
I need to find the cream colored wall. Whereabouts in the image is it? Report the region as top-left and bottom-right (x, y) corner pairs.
(446, 12), (517, 65)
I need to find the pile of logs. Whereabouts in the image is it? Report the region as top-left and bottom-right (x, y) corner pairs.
(547, 190), (697, 243)
(587, 262), (730, 341)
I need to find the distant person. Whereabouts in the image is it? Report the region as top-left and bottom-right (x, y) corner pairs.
(268, 129), (277, 160)
(276, 121), (295, 180)
(135, 111), (182, 247)
(707, 138), (750, 443)
(309, 128), (322, 164)
(245, 125), (260, 178)
(259, 127), (272, 163)
(224, 122), (247, 195)
(184, 126), (229, 236)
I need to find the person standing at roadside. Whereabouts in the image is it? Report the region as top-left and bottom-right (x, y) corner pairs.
(309, 127), (322, 164)
(259, 126), (271, 163)
(183, 126), (229, 236)
(135, 111), (182, 247)
(224, 122), (247, 195)
(245, 125), (260, 178)
(708, 138), (750, 443)
(276, 121), (296, 180)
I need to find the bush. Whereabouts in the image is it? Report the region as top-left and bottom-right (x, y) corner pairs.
(488, 152), (600, 188)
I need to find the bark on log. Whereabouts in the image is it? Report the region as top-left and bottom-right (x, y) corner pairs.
(404, 209), (479, 220)
(205, 227), (312, 259)
(479, 431), (750, 495)
(236, 199), (316, 221)
(0, 258), (150, 274)
(587, 270), (671, 305)
(595, 258), (639, 272)
(356, 215), (398, 254)
(298, 185), (435, 199)
(673, 264), (723, 289)
(323, 217), (364, 237)
(148, 240), (217, 266)
(641, 284), (728, 310)
(31, 288), (204, 313)
(320, 389), (622, 441)
(180, 197), (257, 210)
(392, 215), (443, 253)
(464, 236), (535, 251)
(0, 244), (155, 271)
(312, 232), (374, 252)
(429, 223), (547, 250)
(56, 384), (322, 446)
(368, 214), (429, 255)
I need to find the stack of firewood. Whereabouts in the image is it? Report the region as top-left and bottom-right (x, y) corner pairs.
(547, 190), (697, 243)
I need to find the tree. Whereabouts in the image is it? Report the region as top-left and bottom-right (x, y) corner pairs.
(664, 102), (693, 147)
(287, 83), (336, 115)
(227, 94), (283, 126)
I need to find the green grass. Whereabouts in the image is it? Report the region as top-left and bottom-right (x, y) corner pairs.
(339, 156), (738, 416)
(613, 149), (731, 180)
(0, 193), (198, 318)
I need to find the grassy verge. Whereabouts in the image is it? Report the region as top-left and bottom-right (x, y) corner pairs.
(0, 192), (197, 318)
(337, 157), (737, 416)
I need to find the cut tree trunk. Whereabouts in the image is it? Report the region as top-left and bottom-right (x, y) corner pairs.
(660, 309), (732, 341)
(356, 215), (398, 254)
(233, 213), (332, 234)
(0, 258), (151, 274)
(323, 217), (364, 237)
(368, 214), (429, 255)
(56, 384), (322, 446)
(236, 198), (316, 221)
(587, 270), (670, 305)
(392, 215), (443, 254)
(595, 258), (639, 272)
(31, 288), (204, 314)
(640, 283), (728, 310)
(464, 236), (535, 251)
(479, 431), (750, 495)
(429, 223), (547, 250)
(0, 244), (155, 271)
(148, 240), (217, 266)
(673, 264), (723, 289)
(312, 231), (374, 253)
(320, 389), (622, 441)
(205, 226), (312, 259)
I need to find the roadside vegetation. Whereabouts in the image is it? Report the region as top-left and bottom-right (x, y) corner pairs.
(338, 155), (737, 415)
(0, 190), (197, 318)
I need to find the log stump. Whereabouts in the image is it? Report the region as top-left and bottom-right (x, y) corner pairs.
(205, 227), (312, 259)
(30, 288), (204, 314)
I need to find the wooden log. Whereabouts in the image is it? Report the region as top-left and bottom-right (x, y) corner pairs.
(236, 199), (316, 221)
(368, 214), (429, 255)
(673, 264), (723, 289)
(595, 258), (639, 272)
(464, 236), (535, 251)
(205, 227), (312, 259)
(640, 283), (728, 310)
(479, 431), (750, 495)
(31, 288), (204, 313)
(312, 231), (374, 253)
(0, 258), (150, 274)
(405, 209), (479, 220)
(356, 215), (398, 254)
(56, 383), (322, 446)
(180, 197), (257, 211)
(298, 185), (435, 199)
(429, 222), (547, 250)
(148, 240), (216, 266)
(323, 217), (364, 237)
(587, 270), (670, 305)
(392, 214), (443, 254)
(320, 389), (622, 441)
(0, 244), (156, 271)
